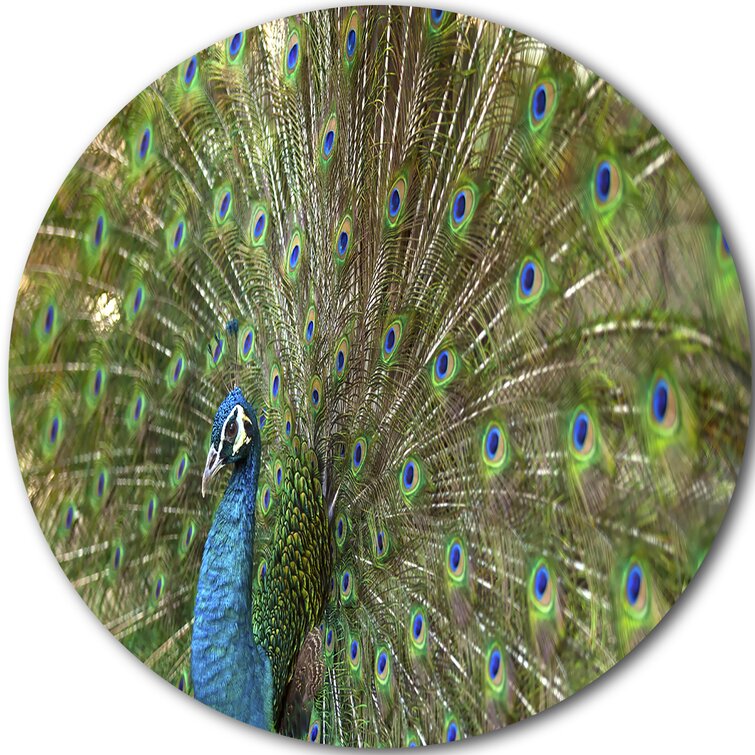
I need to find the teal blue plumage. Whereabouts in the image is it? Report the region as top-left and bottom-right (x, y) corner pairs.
(8, 5), (751, 747)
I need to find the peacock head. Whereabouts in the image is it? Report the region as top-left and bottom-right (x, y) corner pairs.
(202, 386), (260, 497)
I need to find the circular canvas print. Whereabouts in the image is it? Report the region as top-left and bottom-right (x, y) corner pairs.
(8, 4), (751, 747)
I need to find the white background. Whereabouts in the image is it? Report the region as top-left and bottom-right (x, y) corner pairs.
(1, 1), (752, 752)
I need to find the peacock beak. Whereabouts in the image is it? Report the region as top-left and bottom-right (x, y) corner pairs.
(201, 445), (224, 498)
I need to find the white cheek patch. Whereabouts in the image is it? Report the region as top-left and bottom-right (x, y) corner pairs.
(226, 405), (253, 455)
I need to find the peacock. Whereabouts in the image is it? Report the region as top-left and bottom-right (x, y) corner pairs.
(8, 4), (751, 747)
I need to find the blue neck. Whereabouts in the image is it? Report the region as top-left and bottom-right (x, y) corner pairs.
(191, 445), (274, 729)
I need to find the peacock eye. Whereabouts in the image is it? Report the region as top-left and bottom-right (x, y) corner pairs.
(226, 419), (238, 438)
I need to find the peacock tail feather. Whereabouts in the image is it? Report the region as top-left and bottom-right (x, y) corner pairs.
(9, 4), (750, 747)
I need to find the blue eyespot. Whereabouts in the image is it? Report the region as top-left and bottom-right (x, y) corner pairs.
(389, 188), (401, 218)
(342, 571), (350, 592)
(384, 327), (396, 354)
(97, 472), (106, 498)
(520, 262), (536, 296)
(94, 215), (104, 247)
(50, 416), (59, 443)
(377, 651), (387, 675)
(254, 213), (265, 240)
(403, 461), (415, 488)
(219, 191), (231, 220)
(243, 331), (253, 357)
(430, 9), (444, 24)
(133, 287), (143, 314)
(272, 374), (280, 398)
(353, 441), (363, 468)
(276, 466), (282, 486)
(65, 504), (74, 529)
(532, 84), (547, 121)
(287, 42), (299, 71)
(323, 130), (335, 157)
(336, 349), (345, 373)
(113, 546), (122, 569)
(626, 564), (642, 605)
(534, 565), (549, 601)
(312, 388), (319, 405)
(44, 305), (55, 334)
(485, 426), (500, 459)
(449, 543), (461, 572)
(289, 244), (300, 269)
(595, 161), (612, 202)
(212, 338), (223, 364)
(173, 221), (184, 249)
(573, 412), (588, 450)
(229, 32), (243, 58)
(173, 357), (183, 383)
(338, 230), (349, 256)
(139, 128), (151, 160)
(155, 576), (163, 599)
(453, 192), (466, 223)
(147, 498), (155, 521)
(326, 628), (333, 646)
(350, 639), (359, 660)
(309, 723), (319, 742)
(346, 29), (357, 56)
(93, 369), (103, 396)
(376, 530), (386, 556)
(263, 488), (270, 511)
(134, 396), (143, 420)
(337, 518), (344, 539)
(412, 612), (423, 640)
(446, 722), (458, 742)
(488, 649), (501, 681)
(435, 350), (449, 380)
(259, 411), (266, 428)
(184, 56), (197, 86)
(652, 379), (669, 423)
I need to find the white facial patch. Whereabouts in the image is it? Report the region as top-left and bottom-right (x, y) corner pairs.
(220, 405), (252, 455)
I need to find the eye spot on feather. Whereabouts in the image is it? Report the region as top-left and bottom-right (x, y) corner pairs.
(257, 559), (268, 584)
(335, 215), (352, 261)
(482, 421), (508, 470)
(344, 12), (359, 63)
(649, 373), (679, 435)
(49, 415), (60, 444)
(349, 637), (361, 670)
(375, 648), (391, 687)
(259, 411), (266, 429)
(177, 670), (188, 692)
(275, 460), (283, 487)
(304, 306), (317, 343)
(375, 529), (387, 558)
(215, 189), (232, 224)
(446, 538), (466, 584)
(228, 32), (244, 61)
(172, 220), (185, 251)
(260, 485), (271, 515)
(137, 127), (151, 162)
(622, 560), (650, 619)
(93, 214), (105, 248)
(270, 365), (281, 403)
(400, 457), (423, 498)
(308, 721), (320, 743)
(593, 159), (621, 210)
(153, 574), (165, 601)
(310, 376), (323, 412)
(449, 186), (475, 231)
(325, 627), (334, 653)
(240, 326), (254, 361)
(351, 438), (366, 474)
(183, 55), (198, 88)
(112, 543), (124, 571)
(179, 520), (197, 556)
(285, 30), (300, 75)
(386, 176), (407, 224)
(428, 9), (446, 30)
(44, 304), (55, 334)
(340, 569), (354, 602)
(335, 515), (346, 546)
(382, 319), (403, 362)
(445, 719), (460, 742)
(334, 337), (349, 377)
(529, 559), (555, 613)
(167, 353), (186, 389)
(322, 114), (337, 162)
(64, 503), (76, 530)
(287, 231), (302, 275)
(569, 408), (596, 461)
(410, 607), (427, 652)
(530, 80), (557, 129)
(172, 451), (189, 486)
(486, 644), (506, 693)
(517, 257), (545, 304)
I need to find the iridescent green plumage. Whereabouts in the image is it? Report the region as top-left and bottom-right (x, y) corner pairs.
(8, 5), (750, 747)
